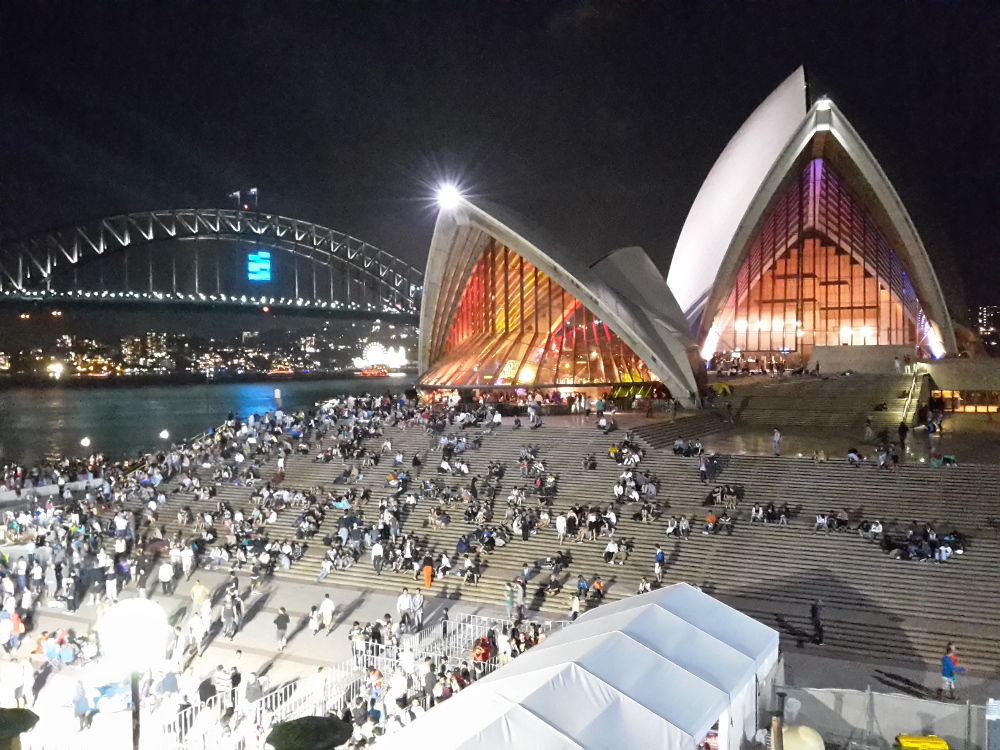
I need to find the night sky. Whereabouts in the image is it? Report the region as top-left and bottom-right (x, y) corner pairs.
(1, 1), (997, 322)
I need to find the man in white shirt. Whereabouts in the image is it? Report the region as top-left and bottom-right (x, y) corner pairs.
(319, 593), (336, 635)
(396, 588), (413, 631)
(158, 560), (175, 596)
(371, 540), (385, 576)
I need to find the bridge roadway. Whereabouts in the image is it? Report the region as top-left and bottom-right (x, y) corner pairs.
(142, 410), (1000, 673)
(0, 289), (419, 323)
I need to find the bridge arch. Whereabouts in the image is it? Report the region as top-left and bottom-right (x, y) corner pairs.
(0, 209), (423, 314)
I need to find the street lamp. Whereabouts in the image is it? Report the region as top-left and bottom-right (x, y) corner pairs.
(436, 183), (463, 210)
(80, 437), (91, 448)
(158, 430), (170, 440)
(98, 598), (170, 750)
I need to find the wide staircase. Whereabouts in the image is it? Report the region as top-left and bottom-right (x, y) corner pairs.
(135, 415), (1000, 672)
(726, 374), (913, 429)
(628, 410), (731, 449)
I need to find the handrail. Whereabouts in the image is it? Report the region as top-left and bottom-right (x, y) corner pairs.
(901, 363), (926, 425)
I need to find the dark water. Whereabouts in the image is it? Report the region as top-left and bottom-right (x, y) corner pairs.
(0, 377), (413, 465)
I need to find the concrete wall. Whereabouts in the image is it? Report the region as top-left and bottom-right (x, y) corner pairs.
(0, 478), (102, 505)
(924, 359), (1000, 390)
(807, 345), (918, 374)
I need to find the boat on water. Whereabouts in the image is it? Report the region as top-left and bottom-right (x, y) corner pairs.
(359, 366), (389, 378)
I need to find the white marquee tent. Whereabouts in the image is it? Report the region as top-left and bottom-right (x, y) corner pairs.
(378, 584), (780, 750)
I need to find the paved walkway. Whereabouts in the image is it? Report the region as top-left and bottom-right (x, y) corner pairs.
(14, 570), (527, 749)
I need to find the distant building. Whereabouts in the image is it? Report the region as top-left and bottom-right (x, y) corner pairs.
(145, 331), (167, 358)
(979, 306), (1000, 349)
(979, 306), (1000, 334)
(121, 337), (143, 367)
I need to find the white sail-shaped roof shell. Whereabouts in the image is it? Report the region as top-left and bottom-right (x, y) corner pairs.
(667, 67), (808, 326)
(670, 68), (955, 357)
(419, 198), (701, 398)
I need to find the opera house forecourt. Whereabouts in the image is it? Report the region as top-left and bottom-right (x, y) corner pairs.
(418, 67), (956, 400)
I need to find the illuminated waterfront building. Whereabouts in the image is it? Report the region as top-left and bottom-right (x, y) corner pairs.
(418, 199), (702, 397)
(669, 68), (954, 364)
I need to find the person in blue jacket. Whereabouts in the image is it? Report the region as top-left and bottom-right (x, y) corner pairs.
(939, 641), (965, 701)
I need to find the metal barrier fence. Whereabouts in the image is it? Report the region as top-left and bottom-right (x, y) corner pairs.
(161, 658), (362, 747)
(442, 613), (571, 659)
(20, 613), (572, 750)
(774, 685), (986, 750)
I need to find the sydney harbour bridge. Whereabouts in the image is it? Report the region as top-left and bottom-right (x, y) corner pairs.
(0, 209), (423, 323)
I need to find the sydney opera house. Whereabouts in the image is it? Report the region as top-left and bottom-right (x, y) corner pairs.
(417, 68), (954, 398)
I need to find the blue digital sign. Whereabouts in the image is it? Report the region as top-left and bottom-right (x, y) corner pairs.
(247, 251), (271, 282)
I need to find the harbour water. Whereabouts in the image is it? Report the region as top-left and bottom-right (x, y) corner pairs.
(0, 377), (413, 465)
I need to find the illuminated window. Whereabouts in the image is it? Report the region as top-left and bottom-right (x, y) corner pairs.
(420, 240), (654, 387)
(708, 158), (933, 362)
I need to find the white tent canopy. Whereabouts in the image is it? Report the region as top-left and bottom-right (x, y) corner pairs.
(378, 584), (780, 750)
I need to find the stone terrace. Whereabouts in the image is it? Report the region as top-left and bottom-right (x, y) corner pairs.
(141, 403), (1000, 673)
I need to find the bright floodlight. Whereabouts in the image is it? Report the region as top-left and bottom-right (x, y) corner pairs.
(437, 184), (463, 210)
(159, 430), (170, 440)
(99, 598), (170, 674)
(80, 437), (91, 448)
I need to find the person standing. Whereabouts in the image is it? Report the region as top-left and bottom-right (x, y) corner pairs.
(568, 593), (581, 621)
(773, 428), (782, 456)
(213, 664), (234, 710)
(396, 588), (413, 632)
(939, 642), (965, 701)
(19, 658), (34, 708)
(274, 607), (290, 651)
(319, 593), (336, 636)
(180, 545), (195, 581)
(220, 596), (236, 640)
(244, 671), (264, 707)
(157, 560), (175, 597)
(43, 564), (57, 600)
(308, 606), (322, 637)
(698, 453), (708, 484)
(411, 589), (425, 631)
(654, 546), (665, 584)
(440, 608), (450, 643)
(104, 566), (118, 603)
(810, 600), (824, 645)
(504, 583), (515, 620)
(65, 573), (78, 612)
(422, 554), (434, 589)
(29, 562), (43, 595)
(372, 540), (385, 576)
(190, 579), (211, 610)
(513, 579), (526, 621)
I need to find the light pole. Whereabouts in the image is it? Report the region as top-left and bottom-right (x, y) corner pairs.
(98, 598), (170, 750)
(158, 430), (170, 441)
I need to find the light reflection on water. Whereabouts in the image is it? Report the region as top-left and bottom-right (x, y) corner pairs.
(0, 378), (412, 465)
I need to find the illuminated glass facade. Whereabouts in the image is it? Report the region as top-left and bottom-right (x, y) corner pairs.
(706, 158), (936, 363)
(420, 239), (655, 388)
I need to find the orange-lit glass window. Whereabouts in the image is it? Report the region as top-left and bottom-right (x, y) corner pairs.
(421, 239), (655, 388)
(708, 158), (932, 363)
